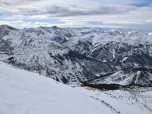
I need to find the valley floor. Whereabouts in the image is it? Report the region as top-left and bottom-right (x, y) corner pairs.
(0, 61), (152, 114)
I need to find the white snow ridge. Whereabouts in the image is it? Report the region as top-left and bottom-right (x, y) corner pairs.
(0, 61), (152, 114)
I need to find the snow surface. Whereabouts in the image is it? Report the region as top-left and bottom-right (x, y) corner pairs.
(0, 61), (152, 114)
(122, 57), (128, 62)
(148, 33), (152, 36)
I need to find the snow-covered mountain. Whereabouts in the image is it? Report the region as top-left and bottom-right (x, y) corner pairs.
(0, 24), (152, 86)
(0, 25), (114, 83)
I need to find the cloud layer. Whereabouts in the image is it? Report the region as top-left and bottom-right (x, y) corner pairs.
(17, 5), (139, 17)
(0, 0), (151, 30)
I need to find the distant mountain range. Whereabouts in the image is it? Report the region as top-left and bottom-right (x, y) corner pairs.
(0, 24), (152, 86)
(74, 27), (152, 35)
(23, 27), (152, 35)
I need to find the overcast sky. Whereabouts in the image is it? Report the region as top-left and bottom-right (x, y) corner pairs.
(0, 0), (152, 30)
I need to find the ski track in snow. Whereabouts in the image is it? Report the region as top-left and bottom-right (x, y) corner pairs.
(0, 61), (152, 114)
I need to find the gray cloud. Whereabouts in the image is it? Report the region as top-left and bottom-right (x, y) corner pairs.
(0, 1), (12, 5)
(17, 5), (138, 17)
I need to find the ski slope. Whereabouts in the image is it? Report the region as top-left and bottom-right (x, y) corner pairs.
(0, 61), (152, 114)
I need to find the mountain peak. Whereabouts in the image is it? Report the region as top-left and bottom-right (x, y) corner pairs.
(0, 24), (18, 30)
(52, 26), (58, 29)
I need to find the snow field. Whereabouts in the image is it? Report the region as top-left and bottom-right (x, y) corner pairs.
(0, 61), (152, 114)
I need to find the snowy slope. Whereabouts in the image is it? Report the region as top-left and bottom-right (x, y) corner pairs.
(0, 61), (152, 114)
